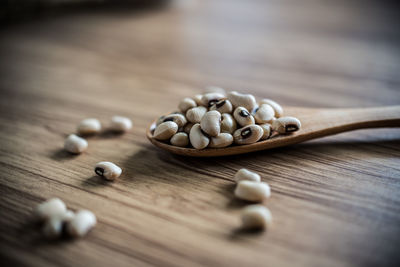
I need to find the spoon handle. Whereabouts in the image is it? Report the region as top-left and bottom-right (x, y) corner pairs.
(315, 105), (400, 131)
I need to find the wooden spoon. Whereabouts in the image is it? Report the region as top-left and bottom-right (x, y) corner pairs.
(146, 106), (400, 157)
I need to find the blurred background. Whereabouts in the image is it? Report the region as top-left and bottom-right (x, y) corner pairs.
(1, 0), (399, 110)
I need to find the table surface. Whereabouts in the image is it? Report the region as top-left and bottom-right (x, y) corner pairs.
(1, 0), (400, 266)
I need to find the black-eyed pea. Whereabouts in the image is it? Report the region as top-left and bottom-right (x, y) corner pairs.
(162, 113), (187, 128)
(221, 113), (237, 134)
(260, 123), (272, 140)
(95, 161), (122, 181)
(186, 106), (207, 123)
(178, 97), (197, 113)
(67, 210), (96, 237)
(272, 116), (301, 134)
(183, 122), (194, 134)
(227, 91), (257, 111)
(64, 134), (88, 154)
(153, 121), (178, 140)
(110, 116), (132, 132)
(42, 210), (75, 239)
(260, 99), (283, 118)
(189, 124), (209, 149)
(233, 125), (263, 145)
(241, 205), (272, 230)
(34, 198), (67, 221)
(200, 110), (221, 137)
(234, 168), (261, 183)
(170, 132), (189, 147)
(254, 104), (275, 124)
(234, 180), (271, 202)
(193, 94), (203, 106)
(77, 118), (101, 135)
(209, 99), (233, 113)
(201, 92), (225, 108)
(209, 133), (233, 148)
(156, 115), (166, 126)
(233, 107), (255, 127)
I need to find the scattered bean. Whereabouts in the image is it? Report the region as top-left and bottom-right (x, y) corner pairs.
(43, 217), (63, 239)
(170, 132), (189, 147)
(234, 169), (261, 183)
(189, 123), (210, 149)
(110, 116), (132, 132)
(77, 118), (101, 135)
(34, 198), (66, 221)
(94, 161), (122, 180)
(200, 110), (221, 137)
(241, 205), (272, 230)
(67, 210), (96, 237)
(64, 134), (88, 154)
(153, 121), (178, 140)
(272, 116), (301, 134)
(233, 125), (263, 145)
(234, 180), (271, 202)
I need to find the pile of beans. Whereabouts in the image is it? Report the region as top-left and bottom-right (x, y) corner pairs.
(152, 88), (301, 149)
(34, 198), (96, 239)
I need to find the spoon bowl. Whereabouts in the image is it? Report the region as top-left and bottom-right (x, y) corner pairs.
(147, 106), (400, 157)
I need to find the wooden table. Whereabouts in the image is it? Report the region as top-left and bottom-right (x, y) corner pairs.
(1, 1), (399, 266)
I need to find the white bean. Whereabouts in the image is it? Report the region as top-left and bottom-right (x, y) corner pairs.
(178, 97), (197, 113)
(110, 116), (132, 132)
(254, 104), (275, 124)
(67, 210), (96, 237)
(272, 116), (301, 134)
(200, 110), (221, 137)
(34, 198), (66, 221)
(186, 106), (207, 123)
(95, 161), (122, 180)
(234, 180), (271, 202)
(241, 205), (272, 230)
(77, 118), (101, 135)
(170, 132), (189, 147)
(260, 99), (283, 118)
(209, 133), (233, 148)
(64, 134), (88, 154)
(233, 107), (255, 127)
(233, 125), (263, 145)
(189, 124), (209, 149)
(153, 121), (178, 140)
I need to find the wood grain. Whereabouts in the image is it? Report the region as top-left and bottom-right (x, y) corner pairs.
(0, 0), (400, 266)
